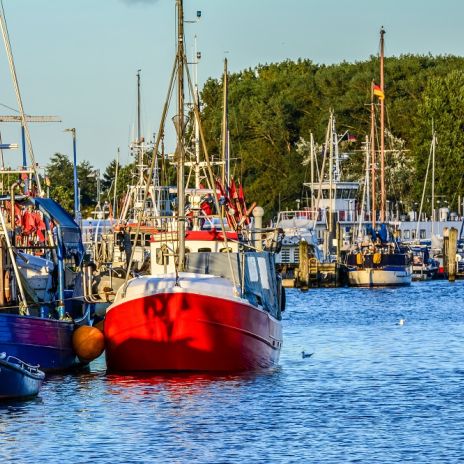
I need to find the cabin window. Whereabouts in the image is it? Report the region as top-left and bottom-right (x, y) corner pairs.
(257, 257), (270, 289)
(247, 257), (259, 282)
(411, 230), (417, 240)
(403, 230), (410, 239)
(198, 247), (212, 252)
(420, 229), (426, 239)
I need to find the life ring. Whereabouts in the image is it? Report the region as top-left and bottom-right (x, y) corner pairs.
(4, 270), (11, 303)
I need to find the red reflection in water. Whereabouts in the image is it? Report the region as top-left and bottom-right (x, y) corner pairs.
(104, 371), (269, 400)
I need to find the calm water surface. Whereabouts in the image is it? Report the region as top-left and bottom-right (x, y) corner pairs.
(1, 280), (463, 463)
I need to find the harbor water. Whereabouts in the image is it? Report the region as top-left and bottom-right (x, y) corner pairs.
(1, 280), (463, 463)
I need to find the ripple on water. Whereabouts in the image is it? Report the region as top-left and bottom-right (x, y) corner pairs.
(0, 280), (463, 463)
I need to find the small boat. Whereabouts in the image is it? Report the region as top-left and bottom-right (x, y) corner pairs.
(0, 352), (45, 400)
(411, 245), (439, 280)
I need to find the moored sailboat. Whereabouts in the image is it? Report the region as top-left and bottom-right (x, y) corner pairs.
(346, 27), (412, 287)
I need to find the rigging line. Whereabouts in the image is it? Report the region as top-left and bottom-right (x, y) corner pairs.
(311, 117), (331, 230)
(450, 173), (464, 211)
(0, 101), (19, 112)
(121, 55), (179, 295)
(184, 56), (240, 293)
(416, 138), (433, 238)
(0, 2), (42, 194)
(384, 103), (406, 202)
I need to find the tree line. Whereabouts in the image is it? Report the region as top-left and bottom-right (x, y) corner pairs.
(47, 54), (464, 220)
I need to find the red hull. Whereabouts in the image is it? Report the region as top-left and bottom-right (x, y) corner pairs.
(104, 292), (282, 372)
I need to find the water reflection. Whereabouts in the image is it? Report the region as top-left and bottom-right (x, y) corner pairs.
(104, 369), (276, 400)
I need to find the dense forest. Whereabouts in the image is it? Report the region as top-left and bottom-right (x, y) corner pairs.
(46, 54), (464, 221)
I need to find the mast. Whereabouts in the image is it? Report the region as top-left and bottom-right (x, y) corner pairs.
(176, 0), (186, 270)
(357, 135), (370, 241)
(328, 111), (334, 235)
(310, 132), (315, 213)
(431, 125), (436, 236)
(0, 8), (42, 194)
(371, 80), (376, 229)
(365, 135), (371, 222)
(379, 26), (386, 223)
(221, 58), (229, 186)
(113, 147), (120, 219)
(193, 35), (201, 189)
(137, 69), (141, 142)
(136, 70), (144, 186)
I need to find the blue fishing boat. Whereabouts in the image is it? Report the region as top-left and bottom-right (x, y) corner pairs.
(0, 197), (95, 371)
(0, 352), (45, 400)
(0, 7), (100, 372)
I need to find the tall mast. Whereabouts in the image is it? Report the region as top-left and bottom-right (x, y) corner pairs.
(176, 0), (186, 270)
(371, 80), (376, 229)
(328, 110), (334, 230)
(379, 26), (386, 223)
(137, 69), (141, 142)
(310, 132), (315, 213)
(221, 58), (229, 186)
(193, 35), (201, 189)
(136, 70), (144, 185)
(0, 9), (42, 194)
(365, 135), (371, 222)
(431, 124), (436, 236)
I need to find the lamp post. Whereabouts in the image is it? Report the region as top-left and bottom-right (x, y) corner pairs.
(64, 128), (79, 220)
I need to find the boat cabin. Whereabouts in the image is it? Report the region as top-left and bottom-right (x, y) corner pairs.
(303, 181), (359, 223)
(150, 229), (240, 274)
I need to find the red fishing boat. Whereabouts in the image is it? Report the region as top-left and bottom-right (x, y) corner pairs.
(104, 0), (284, 372)
(104, 229), (284, 372)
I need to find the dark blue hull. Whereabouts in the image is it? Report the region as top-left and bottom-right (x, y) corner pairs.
(0, 354), (45, 400)
(0, 313), (83, 372)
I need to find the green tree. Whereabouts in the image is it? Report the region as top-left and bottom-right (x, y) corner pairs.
(46, 153), (74, 211)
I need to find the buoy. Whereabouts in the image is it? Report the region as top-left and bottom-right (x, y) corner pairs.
(72, 325), (105, 363)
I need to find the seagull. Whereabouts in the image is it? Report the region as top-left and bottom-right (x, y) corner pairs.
(302, 351), (314, 359)
(397, 318), (406, 326)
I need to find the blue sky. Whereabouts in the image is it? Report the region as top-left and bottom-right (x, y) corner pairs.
(0, 0), (463, 174)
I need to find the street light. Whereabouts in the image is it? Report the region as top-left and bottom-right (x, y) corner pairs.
(64, 128), (79, 220)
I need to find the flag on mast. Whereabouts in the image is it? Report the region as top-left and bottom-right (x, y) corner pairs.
(373, 84), (385, 100)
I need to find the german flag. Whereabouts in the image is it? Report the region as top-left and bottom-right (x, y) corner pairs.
(373, 84), (385, 100)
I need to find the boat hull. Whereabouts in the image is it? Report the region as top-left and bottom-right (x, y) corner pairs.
(348, 266), (412, 287)
(104, 291), (282, 372)
(0, 313), (81, 372)
(0, 355), (45, 400)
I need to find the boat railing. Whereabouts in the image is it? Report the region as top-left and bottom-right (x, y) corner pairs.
(277, 209), (359, 224)
(2, 353), (42, 374)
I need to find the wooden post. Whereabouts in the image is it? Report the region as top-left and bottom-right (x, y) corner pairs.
(297, 240), (309, 290)
(448, 227), (458, 282)
(443, 227), (449, 277)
